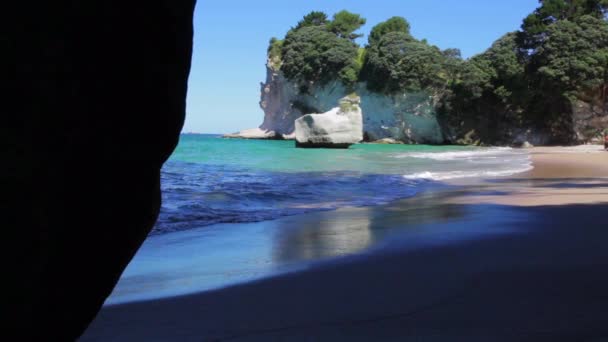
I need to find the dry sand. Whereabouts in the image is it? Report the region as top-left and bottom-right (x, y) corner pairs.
(81, 146), (608, 342)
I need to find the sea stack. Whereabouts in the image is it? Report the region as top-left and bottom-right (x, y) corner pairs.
(295, 95), (363, 148)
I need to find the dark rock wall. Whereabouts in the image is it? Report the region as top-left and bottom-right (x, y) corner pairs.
(4, 1), (196, 340)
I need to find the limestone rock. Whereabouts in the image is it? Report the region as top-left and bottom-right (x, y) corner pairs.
(295, 95), (363, 148)
(253, 62), (444, 145)
(223, 128), (280, 139)
(372, 138), (404, 144)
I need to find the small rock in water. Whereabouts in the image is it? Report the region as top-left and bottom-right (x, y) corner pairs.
(373, 138), (404, 144)
(223, 128), (279, 140)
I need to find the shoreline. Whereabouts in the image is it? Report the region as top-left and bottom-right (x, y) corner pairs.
(450, 145), (608, 206)
(81, 146), (608, 341)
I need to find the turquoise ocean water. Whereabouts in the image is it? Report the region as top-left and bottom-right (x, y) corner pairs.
(105, 134), (532, 305)
(154, 134), (532, 235)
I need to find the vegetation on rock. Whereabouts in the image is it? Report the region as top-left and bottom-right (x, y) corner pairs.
(274, 10), (364, 88)
(362, 31), (446, 93)
(268, 2), (608, 143)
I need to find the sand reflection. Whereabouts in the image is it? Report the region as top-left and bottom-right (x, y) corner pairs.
(272, 207), (374, 262)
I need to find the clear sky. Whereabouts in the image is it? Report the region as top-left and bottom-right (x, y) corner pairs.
(184, 0), (539, 134)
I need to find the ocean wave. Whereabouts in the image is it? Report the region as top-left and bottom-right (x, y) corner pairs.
(152, 164), (428, 235)
(151, 137), (534, 236)
(402, 164), (533, 181)
(394, 147), (517, 161)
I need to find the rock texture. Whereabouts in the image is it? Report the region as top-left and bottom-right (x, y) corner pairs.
(572, 99), (608, 143)
(234, 60), (446, 144)
(241, 60), (607, 146)
(224, 128), (280, 139)
(5, 1), (196, 340)
(373, 138), (405, 144)
(295, 95), (363, 148)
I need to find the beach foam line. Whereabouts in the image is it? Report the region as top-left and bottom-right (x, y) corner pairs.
(402, 165), (533, 181)
(394, 147), (516, 161)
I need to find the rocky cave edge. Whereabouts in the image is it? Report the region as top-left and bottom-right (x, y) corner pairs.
(5, 1), (196, 340)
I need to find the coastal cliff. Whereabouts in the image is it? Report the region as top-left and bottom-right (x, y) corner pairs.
(231, 58), (606, 146)
(232, 60), (443, 144)
(228, 8), (608, 145)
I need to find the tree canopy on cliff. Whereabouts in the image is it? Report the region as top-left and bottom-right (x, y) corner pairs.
(269, 4), (608, 142)
(520, 0), (608, 50)
(328, 10), (367, 40)
(362, 32), (446, 93)
(444, 0), (608, 142)
(531, 15), (608, 96)
(367, 16), (412, 46)
(281, 26), (359, 87)
(294, 11), (329, 30)
(278, 11), (363, 88)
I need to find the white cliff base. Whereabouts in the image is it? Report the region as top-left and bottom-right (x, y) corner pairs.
(295, 96), (363, 148)
(223, 128), (284, 140)
(228, 59), (444, 144)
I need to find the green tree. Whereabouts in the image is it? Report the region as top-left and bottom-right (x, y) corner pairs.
(280, 26), (359, 87)
(367, 17), (412, 46)
(533, 15), (608, 96)
(441, 33), (528, 134)
(295, 11), (329, 30)
(267, 37), (284, 70)
(362, 32), (446, 93)
(327, 10), (367, 40)
(480, 32), (527, 105)
(520, 0), (608, 51)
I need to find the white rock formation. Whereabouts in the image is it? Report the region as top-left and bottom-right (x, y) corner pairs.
(294, 95), (363, 148)
(228, 59), (444, 144)
(223, 128), (279, 139)
(372, 138), (404, 144)
(253, 59), (444, 144)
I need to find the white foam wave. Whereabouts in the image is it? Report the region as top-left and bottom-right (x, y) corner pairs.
(395, 147), (516, 161)
(402, 164), (533, 181)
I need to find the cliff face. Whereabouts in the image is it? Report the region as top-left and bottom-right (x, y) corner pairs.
(572, 99), (608, 143)
(256, 61), (443, 144)
(6, 1), (196, 340)
(252, 61), (607, 145)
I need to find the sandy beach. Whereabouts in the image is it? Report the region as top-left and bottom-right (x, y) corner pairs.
(81, 146), (608, 341)
(452, 145), (608, 206)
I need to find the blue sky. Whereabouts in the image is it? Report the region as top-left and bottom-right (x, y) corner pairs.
(184, 0), (539, 134)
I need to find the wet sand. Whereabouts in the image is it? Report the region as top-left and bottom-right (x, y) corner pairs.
(81, 146), (608, 341)
(452, 145), (608, 206)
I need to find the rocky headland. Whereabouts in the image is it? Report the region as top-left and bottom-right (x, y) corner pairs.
(226, 9), (608, 146)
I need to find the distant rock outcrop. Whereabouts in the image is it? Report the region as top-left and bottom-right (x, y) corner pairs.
(238, 59), (607, 146)
(236, 59), (444, 144)
(295, 95), (363, 148)
(224, 128), (281, 140)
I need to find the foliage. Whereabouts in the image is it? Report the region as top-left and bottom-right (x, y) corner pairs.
(442, 33), (528, 129)
(327, 10), (367, 40)
(268, 6), (608, 143)
(520, 0), (608, 51)
(280, 26), (359, 87)
(532, 15), (608, 94)
(367, 17), (412, 46)
(267, 37), (283, 70)
(362, 32), (446, 93)
(295, 11), (329, 30)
